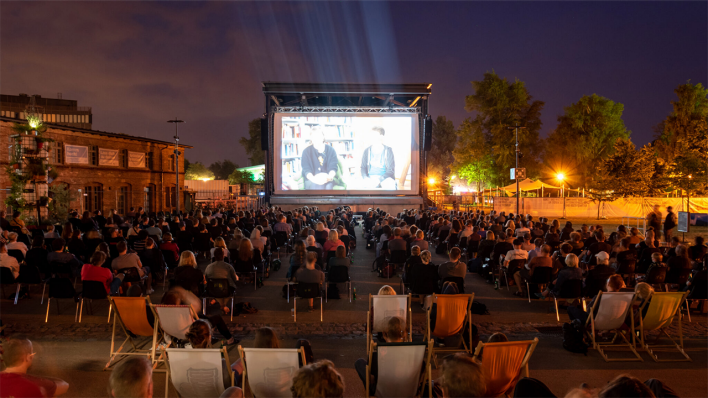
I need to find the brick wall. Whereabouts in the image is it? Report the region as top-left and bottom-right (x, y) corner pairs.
(1, 119), (190, 215)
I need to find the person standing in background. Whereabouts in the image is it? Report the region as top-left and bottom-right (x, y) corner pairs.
(664, 206), (677, 243)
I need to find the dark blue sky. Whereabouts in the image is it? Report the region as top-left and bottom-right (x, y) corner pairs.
(2, 1), (706, 164)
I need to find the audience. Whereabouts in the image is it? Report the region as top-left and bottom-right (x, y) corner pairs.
(108, 357), (152, 398)
(0, 338), (70, 397)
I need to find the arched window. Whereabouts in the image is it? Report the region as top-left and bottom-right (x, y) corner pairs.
(144, 184), (156, 214)
(84, 183), (103, 213)
(117, 184), (131, 216)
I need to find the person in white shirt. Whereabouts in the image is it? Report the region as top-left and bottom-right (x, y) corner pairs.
(504, 238), (528, 268)
(459, 221), (474, 239)
(0, 241), (20, 278)
(6, 232), (28, 256)
(515, 220), (530, 239)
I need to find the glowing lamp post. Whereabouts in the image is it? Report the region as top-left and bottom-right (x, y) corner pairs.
(557, 173), (566, 219)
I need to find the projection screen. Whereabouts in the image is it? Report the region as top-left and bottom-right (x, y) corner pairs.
(273, 113), (420, 195)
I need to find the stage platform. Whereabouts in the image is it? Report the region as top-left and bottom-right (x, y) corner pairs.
(269, 195), (423, 213)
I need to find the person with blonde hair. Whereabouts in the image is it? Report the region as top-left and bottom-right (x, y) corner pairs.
(377, 285), (396, 295)
(210, 237), (230, 261)
(323, 230), (344, 252)
(173, 250), (204, 296)
(250, 228), (267, 254)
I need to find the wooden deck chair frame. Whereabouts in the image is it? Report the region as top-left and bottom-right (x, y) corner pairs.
(164, 346), (232, 398)
(151, 304), (200, 369)
(635, 291), (691, 362)
(104, 296), (162, 370)
(472, 338), (539, 397)
(238, 346), (306, 398)
(366, 294), (413, 356)
(585, 292), (642, 362)
(366, 339), (433, 398)
(425, 293), (474, 364)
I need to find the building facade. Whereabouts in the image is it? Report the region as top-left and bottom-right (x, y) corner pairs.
(1, 93), (92, 130)
(1, 117), (191, 216)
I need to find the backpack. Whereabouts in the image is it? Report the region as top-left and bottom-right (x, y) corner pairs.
(471, 301), (490, 315)
(271, 259), (282, 272)
(562, 320), (588, 355)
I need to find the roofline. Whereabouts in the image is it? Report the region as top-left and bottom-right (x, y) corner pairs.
(0, 116), (192, 148)
(262, 82), (432, 96)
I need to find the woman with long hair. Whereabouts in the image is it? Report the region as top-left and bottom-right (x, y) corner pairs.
(173, 251), (204, 295)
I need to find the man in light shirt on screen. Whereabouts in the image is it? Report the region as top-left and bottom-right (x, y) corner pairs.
(360, 126), (396, 190)
(300, 126), (338, 190)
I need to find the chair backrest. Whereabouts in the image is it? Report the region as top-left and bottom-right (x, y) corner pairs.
(616, 256), (636, 274)
(0, 267), (16, 284)
(591, 292), (635, 331)
(645, 267), (667, 284)
(48, 277), (76, 298)
(274, 231), (288, 246)
(154, 305), (196, 341)
(390, 250), (408, 264)
(640, 292), (686, 331)
(49, 261), (73, 278)
(162, 249), (178, 269)
(7, 249), (24, 263)
(166, 348), (227, 398)
(111, 297), (154, 336)
(296, 282), (321, 299)
(374, 342), (429, 398)
(371, 295), (410, 333)
(205, 278), (231, 298)
(557, 279), (583, 299)
(82, 280), (108, 299)
(508, 259), (526, 270)
(431, 294), (473, 338)
(17, 265), (41, 284)
(327, 265), (349, 283)
(240, 347), (303, 398)
(473, 339), (538, 398)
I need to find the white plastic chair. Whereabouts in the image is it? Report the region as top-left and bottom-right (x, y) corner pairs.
(367, 340), (432, 398)
(367, 294), (412, 355)
(165, 347), (232, 398)
(585, 292), (642, 362)
(238, 346), (306, 398)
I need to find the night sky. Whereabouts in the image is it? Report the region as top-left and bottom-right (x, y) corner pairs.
(2, 1), (706, 165)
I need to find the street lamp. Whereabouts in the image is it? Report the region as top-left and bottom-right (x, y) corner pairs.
(557, 173), (566, 219)
(167, 118), (184, 214)
(507, 123), (526, 215)
(428, 177), (436, 185)
(687, 174), (693, 212)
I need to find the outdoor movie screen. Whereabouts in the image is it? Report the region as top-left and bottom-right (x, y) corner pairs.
(274, 113), (419, 195)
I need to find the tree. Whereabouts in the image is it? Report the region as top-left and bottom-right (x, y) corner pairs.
(453, 118), (495, 191)
(239, 118), (265, 166)
(654, 82), (708, 194)
(208, 160), (238, 180)
(228, 169), (256, 185)
(544, 94), (630, 188)
(427, 116), (456, 180)
(462, 72), (544, 187)
(185, 162), (215, 180)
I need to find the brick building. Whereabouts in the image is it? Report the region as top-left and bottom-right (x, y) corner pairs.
(1, 93), (93, 130)
(1, 117), (191, 215)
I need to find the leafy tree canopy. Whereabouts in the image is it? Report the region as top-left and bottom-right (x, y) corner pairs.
(427, 116), (457, 180)
(208, 160), (238, 180)
(185, 162), (215, 180)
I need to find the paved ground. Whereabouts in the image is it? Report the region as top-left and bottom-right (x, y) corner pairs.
(2, 224), (708, 397)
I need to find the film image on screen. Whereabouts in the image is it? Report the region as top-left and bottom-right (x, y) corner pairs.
(276, 114), (417, 193)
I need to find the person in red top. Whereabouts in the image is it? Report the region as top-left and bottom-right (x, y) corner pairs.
(159, 232), (180, 262)
(0, 338), (69, 398)
(323, 230), (344, 252)
(81, 252), (123, 295)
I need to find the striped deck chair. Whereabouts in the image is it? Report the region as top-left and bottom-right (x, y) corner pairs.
(105, 296), (161, 370)
(636, 291), (691, 362)
(165, 347), (232, 398)
(585, 292), (642, 362)
(366, 339), (433, 398)
(472, 338), (539, 397)
(238, 346), (306, 398)
(367, 294), (412, 356)
(425, 294), (474, 362)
